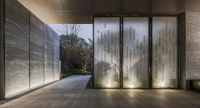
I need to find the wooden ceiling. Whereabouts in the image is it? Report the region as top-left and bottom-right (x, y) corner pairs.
(18, 0), (200, 24)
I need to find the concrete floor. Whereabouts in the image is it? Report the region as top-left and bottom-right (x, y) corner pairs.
(0, 75), (200, 108)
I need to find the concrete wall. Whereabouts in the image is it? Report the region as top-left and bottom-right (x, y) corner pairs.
(0, 0), (60, 98)
(5, 0), (30, 97)
(30, 14), (60, 88)
(30, 14), (45, 89)
(44, 26), (54, 83)
(53, 33), (60, 81)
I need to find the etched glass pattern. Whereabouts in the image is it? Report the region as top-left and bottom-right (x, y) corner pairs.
(123, 17), (149, 88)
(152, 17), (178, 88)
(94, 17), (120, 88)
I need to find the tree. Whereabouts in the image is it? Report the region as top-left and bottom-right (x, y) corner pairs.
(60, 24), (93, 75)
(80, 48), (91, 72)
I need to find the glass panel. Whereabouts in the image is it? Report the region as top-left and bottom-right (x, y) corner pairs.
(123, 17), (149, 88)
(94, 17), (120, 88)
(152, 17), (178, 88)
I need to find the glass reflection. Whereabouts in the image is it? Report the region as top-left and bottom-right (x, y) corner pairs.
(152, 17), (178, 88)
(94, 17), (120, 88)
(123, 17), (149, 88)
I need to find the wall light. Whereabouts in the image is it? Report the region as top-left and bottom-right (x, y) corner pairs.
(106, 83), (112, 88)
(128, 84), (134, 88)
(160, 81), (166, 88)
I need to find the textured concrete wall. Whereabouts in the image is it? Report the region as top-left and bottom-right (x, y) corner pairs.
(53, 33), (60, 81)
(1, 0), (60, 98)
(0, 0), (4, 99)
(185, 12), (200, 80)
(30, 14), (45, 89)
(44, 26), (54, 83)
(5, 0), (30, 97)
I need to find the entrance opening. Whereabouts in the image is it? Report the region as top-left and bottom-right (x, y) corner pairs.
(50, 24), (93, 78)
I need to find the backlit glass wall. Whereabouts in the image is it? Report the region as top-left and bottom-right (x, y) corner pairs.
(123, 17), (149, 88)
(94, 17), (120, 88)
(152, 17), (178, 88)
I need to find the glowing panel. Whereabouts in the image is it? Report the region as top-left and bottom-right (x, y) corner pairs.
(94, 17), (120, 88)
(152, 17), (178, 88)
(123, 17), (149, 88)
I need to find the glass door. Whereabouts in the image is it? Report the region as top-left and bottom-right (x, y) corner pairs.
(94, 17), (121, 88)
(152, 17), (178, 88)
(123, 17), (149, 88)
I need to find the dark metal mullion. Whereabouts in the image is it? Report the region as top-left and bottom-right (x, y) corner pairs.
(120, 16), (123, 88)
(149, 17), (153, 89)
(92, 17), (95, 88)
(2, 0), (6, 99)
(177, 16), (181, 89)
(177, 15), (180, 89)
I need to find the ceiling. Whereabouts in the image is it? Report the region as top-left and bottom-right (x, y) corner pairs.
(18, 0), (200, 24)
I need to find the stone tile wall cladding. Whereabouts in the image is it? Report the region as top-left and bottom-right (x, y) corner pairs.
(1, 0), (60, 98)
(185, 12), (200, 80)
(178, 12), (200, 89)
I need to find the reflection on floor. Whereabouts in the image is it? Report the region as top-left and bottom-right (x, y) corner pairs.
(0, 75), (200, 108)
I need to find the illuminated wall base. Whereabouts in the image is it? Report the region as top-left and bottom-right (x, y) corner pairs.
(153, 80), (178, 88)
(3, 0), (60, 98)
(123, 79), (149, 88)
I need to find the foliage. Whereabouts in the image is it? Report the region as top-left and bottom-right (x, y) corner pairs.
(60, 24), (93, 75)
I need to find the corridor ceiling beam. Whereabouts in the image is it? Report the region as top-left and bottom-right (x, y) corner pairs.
(18, 0), (200, 24)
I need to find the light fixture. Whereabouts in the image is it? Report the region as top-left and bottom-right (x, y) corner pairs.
(106, 82), (112, 88)
(128, 84), (134, 88)
(160, 81), (165, 88)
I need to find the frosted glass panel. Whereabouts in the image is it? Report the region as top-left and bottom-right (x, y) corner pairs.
(94, 17), (120, 88)
(152, 17), (178, 88)
(123, 17), (149, 88)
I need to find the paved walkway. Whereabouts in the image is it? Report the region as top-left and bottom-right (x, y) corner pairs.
(0, 75), (200, 108)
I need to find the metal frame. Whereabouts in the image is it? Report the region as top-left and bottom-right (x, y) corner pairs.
(1, 0), (5, 100)
(93, 14), (180, 89)
(149, 17), (153, 89)
(120, 16), (123, 88)
(177, 13), (186, 89)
